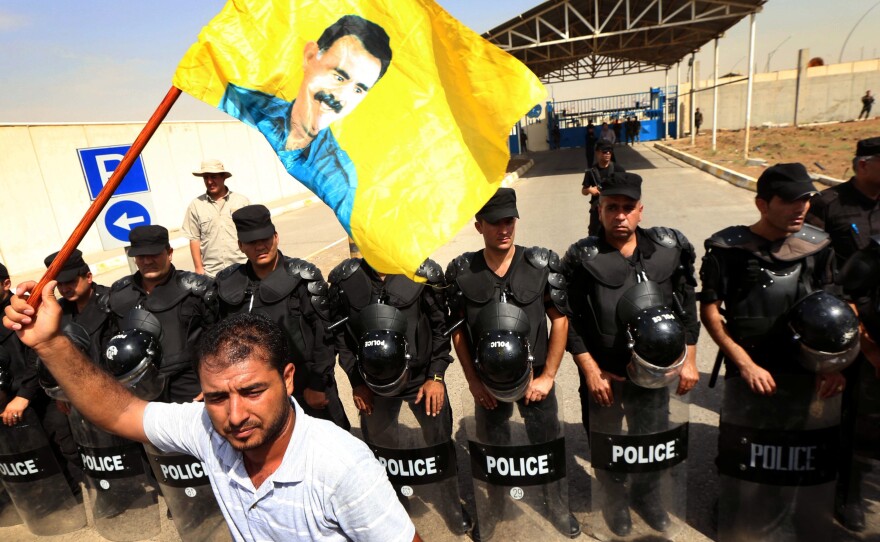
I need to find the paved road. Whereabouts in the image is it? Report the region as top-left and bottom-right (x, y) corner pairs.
(3, 143), (875, 541)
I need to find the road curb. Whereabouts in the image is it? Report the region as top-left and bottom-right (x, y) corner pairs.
(502, 158), (535, 186)
(653, 143), (847, 191)
(653, 143), (757, 192)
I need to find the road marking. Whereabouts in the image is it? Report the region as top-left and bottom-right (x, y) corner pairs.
(305, 236), (348, 260)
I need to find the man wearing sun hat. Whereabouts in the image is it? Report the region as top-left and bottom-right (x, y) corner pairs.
(182, 159), (250, 277)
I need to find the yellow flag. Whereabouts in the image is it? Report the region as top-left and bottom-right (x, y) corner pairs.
(174, 0), (545, 276)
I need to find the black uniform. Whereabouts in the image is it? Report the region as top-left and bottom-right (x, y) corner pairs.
(215, 253), (348, 430)
(807, 178), (880, 529)
(446, 245), (569, 443)
(59, 284), (115, 365)
(109, 267), (216, 402)
(582, 163), (626, 235)
(329, 258), (451, 402)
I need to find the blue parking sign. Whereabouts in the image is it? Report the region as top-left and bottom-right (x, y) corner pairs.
(78, 145), (150, 201)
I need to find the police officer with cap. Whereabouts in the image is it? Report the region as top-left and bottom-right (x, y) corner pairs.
(109, 225), (217, 402)
(563, 171), (699, 537)
(807, 137), (880, 531)
(447, 187), (579, 540)
(328, 254), (472, 534)
(702, 163), (849, 538)
(214, 205), (347, 429)
(582, 139), (625, 236)
(0, 262), (31, 427)
(44, 249), (114, 366)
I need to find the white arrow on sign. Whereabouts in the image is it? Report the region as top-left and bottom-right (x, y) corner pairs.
(113, 212), (146, 231)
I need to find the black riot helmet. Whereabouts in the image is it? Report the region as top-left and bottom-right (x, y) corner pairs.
(625, 305), (687, 389)
(38, 322), (91, 401)
(788, 291), (860, 373)
(357, 303), (411, 397)
(473, 302), (533, 402)
(103, 329), (164, 400)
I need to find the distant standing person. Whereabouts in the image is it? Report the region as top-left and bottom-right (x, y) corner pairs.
(859, 91), (874, 121)
(600, 122), (616, 145)
(585, 120), (597, 167)
(519, 128), (528, 153)
(694, 108), (703, 135)
(183, 159), (250, 278)
(634, 117), (641, 143)
(552, 125), (561, 150)
(612, 118), (622, 144)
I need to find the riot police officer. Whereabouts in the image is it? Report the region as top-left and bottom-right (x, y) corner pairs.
(807, 137), (880, 531)
(563, 172), (699, 537)
(701, 163), (849, 540)
(582, 139), (625, 235)
(108, 225), (217, 402)
(328, 257), (471, 535)
(214, 205), (347, 429)
(44, 249), (114, 366)
(446, 187), (580, 541)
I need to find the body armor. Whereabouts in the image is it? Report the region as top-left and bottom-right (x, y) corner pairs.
(446, 246), (567, 367)
(704, 225), (829, 350)
(109, 269), (215, 377)
(59, 284), (113, 365)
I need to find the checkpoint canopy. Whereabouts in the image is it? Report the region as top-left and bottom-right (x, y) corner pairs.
(482, 0), (766, 83)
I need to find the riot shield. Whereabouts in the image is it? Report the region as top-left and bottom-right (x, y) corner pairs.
(463, 386), (571, 541)
(717, 375), (840, 541)
(847, 358), (880, 535)
(0, 485), (22, 527)
(0, 408), (85, 535)
(587, 380), (688, 540)
(362, 394), (466, 539)
(68, 408), (160, 542)
(143, 443), (231, 541)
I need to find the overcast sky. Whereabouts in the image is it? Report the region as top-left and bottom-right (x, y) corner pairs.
(1, 0), (877, 122)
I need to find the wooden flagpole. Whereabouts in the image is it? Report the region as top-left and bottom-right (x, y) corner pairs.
(29, 86), (182, 309)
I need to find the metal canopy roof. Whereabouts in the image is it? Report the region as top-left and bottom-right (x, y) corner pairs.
(483, 0), (766, 83)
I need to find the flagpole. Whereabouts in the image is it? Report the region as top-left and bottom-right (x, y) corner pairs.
(29, 86), (183, 309)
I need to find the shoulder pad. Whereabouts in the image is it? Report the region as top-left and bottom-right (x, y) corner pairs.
(566, 237), (600, 265)
(791, 224), (830, 245)
(215, 264), (243, 281)
(329, 258), (361, 284)
(93, 285), (112, 313)
(524, 246), (552, 269)
(445, 252), (475, 283)
(644, 226), (679, 248)
(704, 225), (751, 250)
(415, 258), (443, 284)
(177, 271), (213, 298)
(111, 276), (133, 292)
(284, 257), (323, 282)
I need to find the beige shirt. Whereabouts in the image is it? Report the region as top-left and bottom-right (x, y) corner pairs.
(182, 190), (250, 277)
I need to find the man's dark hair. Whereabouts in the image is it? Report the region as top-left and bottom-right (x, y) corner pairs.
(196, 313), (290, 376)
(317, 15), (392, 80)
(0, 263), (8, 281)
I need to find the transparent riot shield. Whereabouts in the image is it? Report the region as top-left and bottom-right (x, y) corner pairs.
(718, 375), (840, 541)
(587, 381), (688, 541)
(0, 408), (85, 535)
(362, 394), (466, 539)
(143, 443), (231, 541)
(0, 485), (22, 527)
(463, 386), (571, 541)
(848, 359), (880, 535)
(68, 408), (160, 542)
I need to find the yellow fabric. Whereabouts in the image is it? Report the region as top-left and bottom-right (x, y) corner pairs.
(174, 0), (544, 277)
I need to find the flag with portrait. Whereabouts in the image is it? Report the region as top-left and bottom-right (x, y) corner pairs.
(173, 0), (544, 277)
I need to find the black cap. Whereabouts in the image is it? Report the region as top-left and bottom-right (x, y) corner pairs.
(128, 225), (170, 257)
(601, 172), (642, 200)
(756, 163), (818, 201)
(44, 249), (89, 283)
(476, 188), (519, 223)
(232, 205), (276, 242)
(596, 139), (614, 152)
(856, 137), (880, 158)
(0, 263), (7, 281)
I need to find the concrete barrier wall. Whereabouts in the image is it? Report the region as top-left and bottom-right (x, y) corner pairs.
(678, 59), (880, 130)
(0, 121), (308, 275)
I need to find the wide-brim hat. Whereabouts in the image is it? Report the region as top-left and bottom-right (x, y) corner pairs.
(193, 159), (232, 178)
